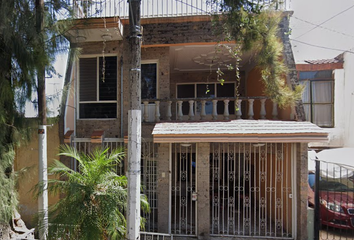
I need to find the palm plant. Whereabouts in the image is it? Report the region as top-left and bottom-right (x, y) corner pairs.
(37, 145), (149, 240)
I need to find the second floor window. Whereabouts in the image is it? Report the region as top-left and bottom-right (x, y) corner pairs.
(141, 63), (157, 99)
(79, 56), (117, 119)
(177, 82), (235, 115)
(299, 70), (334, 127)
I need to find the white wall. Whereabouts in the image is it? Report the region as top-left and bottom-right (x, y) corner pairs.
(309, 52), (354, 148)
(342, 52), (354, 147)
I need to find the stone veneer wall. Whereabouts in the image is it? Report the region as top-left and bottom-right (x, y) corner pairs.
(296, 143), (309, 240)
(156, 143), (170, 233)
(122, 44), (170, 135)
(141, 20), (215, 46)
(279, 13), (306, 121)
(73, 41), (123, 138)
(196, 143), (210, 238)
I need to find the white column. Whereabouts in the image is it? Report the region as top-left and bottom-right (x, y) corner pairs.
(38, 125), (48, 240)
(260, 99), (267, 119)
(188, 100), (195, 120)
(143, 101), (149, 122)
(127, 110), (141, 240)
(248, 99), (254, 119)
(200, 100), (206, 120)
(212, 100), (218, 120)
(155, 100), (160, 122)
(166, 101), (172, 121)
(177, 101), (183, 121)
(290, 105), (296, 120)
(223, 100), (230, 120)
(236, 99), (242, 119)
(272, 102), (278, 120)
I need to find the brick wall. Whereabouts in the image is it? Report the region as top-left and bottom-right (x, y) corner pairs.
(73, 41), (123, 138)
(141, 21), (215, 46)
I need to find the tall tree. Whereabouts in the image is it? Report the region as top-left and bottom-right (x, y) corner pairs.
(35, 145), (149, 240)
(0, 0), (71, 229)
(211, 0), (303, 108)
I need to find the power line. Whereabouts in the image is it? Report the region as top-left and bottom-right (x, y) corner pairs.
(292, 16), (354, 39)
(290, 38), (354, 54)
(173, 0), (214, 15)
(294, 3), (354, 39)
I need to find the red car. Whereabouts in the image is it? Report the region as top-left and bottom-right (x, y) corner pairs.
(308, 177), (354, 230)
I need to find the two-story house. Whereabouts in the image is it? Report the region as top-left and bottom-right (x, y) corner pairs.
(61, 1), (327, 240)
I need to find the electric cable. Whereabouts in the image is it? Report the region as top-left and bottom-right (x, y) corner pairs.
(294, 3), (354, 39)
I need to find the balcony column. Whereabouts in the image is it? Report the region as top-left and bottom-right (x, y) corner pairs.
(177, 101), (183, 121)
(166, 101), (172, 121)
(248, 99), (254, 119)
(143, 101), (149, 122)
(155, 101), (160, 122)
(223, 100), (230, 120)
(236, 99), (242, 119)
(290, 105), (296, 120)
(188, 100), (195, 120)
(272, 102), (278, 120)
(212, 100), (218, 120)
(200, 100), (206, 120)
(260, 99), (267, 119)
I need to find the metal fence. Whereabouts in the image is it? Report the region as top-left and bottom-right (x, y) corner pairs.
(309, 159), (354, 240)
(70, 137), (159, 233)
(68, 0), (290, 19)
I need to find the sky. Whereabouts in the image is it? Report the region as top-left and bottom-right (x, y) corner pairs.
(290, 0), (354, 62)
(25, 53), (68, 118)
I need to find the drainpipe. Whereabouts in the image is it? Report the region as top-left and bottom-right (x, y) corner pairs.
(120, 56), (124, 138)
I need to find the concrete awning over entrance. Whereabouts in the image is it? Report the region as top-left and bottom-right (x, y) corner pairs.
(152, 120), (328, 143)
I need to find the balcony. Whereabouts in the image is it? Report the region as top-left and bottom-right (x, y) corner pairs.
(69, 0), (290, 19)
(141, 96), (295, 123)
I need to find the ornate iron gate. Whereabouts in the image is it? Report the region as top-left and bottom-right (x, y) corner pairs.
(210, 143), (293, 238)
(141, 140), (158, 232)
(171, 143), (197, 235)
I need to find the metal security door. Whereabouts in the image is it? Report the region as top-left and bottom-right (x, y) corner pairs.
(210, 143), (293, 238)
(171, 143), (197, 235)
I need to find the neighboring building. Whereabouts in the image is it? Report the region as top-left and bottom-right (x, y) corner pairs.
(297, 53), (354, 148)
(59, 1), (327, 240)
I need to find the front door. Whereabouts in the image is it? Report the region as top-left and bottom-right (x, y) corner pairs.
(210, 143), (294, 238)
(171, 143), (197, 235)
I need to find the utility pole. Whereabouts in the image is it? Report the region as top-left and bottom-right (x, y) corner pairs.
(36, 0), (48, 239)
(127, 1), (142, 240)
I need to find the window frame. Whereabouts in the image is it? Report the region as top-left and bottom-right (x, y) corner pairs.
(176, 82), (236, 99)
(299, 71), (334, 128)
(176, 82), (236, 115)
(141, 60), (159, 99)
(77, 54), (118, 120)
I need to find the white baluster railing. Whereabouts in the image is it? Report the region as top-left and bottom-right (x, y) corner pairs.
(260, 98), (267, 119)
(188, 100), (195, 120)
(212, 100), (218, 120)
(236, 99), (242, 119)
(223, 100), (229, 120)
(248, 99), (254, 119)
(177, 101), (183, 121)
(143, 101), (149, 122)
(141, 97), (282, 122)
(272, 102), (278, 120)
(166, 101), (172, 121)
(155, 101), (160, 122)
(200, 100), (206, 120)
